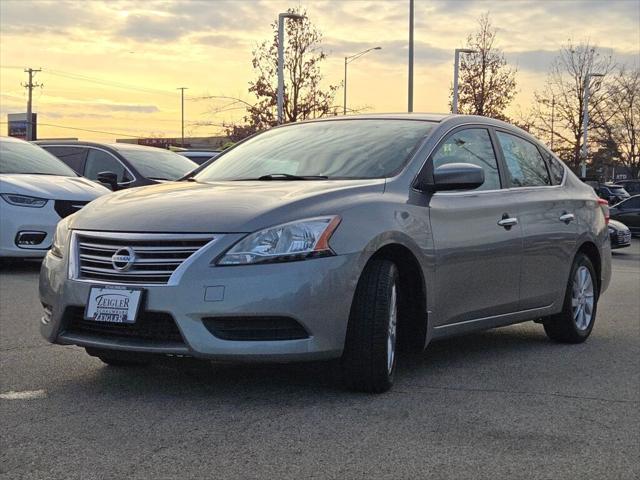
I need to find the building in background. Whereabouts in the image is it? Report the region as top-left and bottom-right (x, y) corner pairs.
(7, 113), (37, 140)
(116, 136), (229, 150)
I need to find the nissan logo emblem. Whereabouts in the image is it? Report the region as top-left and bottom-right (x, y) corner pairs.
(111, 247), (136, 271)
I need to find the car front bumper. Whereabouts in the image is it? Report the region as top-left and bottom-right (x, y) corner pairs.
(0, 201), (60, 257)
(39, 246), (361, 361)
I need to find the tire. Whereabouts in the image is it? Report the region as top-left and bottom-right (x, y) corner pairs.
(85, 347), (150, 367)
(341, 259), (399, 393)
(543, 253), (598, 343)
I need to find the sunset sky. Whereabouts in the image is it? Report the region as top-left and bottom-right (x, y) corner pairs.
(1, 0), (639, 142)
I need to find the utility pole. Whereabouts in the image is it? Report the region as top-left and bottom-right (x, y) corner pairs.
(408, 0), (414, 113)
(22, 68), (42, 141)
(177, 87), (188, 147)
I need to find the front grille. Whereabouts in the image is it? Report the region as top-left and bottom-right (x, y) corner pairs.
(63, 306), (184, 344)
(55, 200), (89, 218)
(202, 316), (309, 341)
(74, 232), (214, 284)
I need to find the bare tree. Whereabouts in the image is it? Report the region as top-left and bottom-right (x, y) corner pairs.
(593, 67), (640, 179)
(529, 41), (615, 173)
(453, 13), (517, 120)
(221, 7), (338, 141)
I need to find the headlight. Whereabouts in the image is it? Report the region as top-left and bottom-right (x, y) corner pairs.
(50, 216), (72, 258)
(217, 216), (341, 265)
(1, 193), (47, 208)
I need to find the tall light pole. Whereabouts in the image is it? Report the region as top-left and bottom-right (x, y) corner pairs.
(581, 72), (605, 178)
(277, 12), (305, 125)
(452, 48), (476, 114)
(408, 0), (414, 113)
(343, 47), (382, 115)
(177, 87), (188, 147)
(22, 68), (42, 141)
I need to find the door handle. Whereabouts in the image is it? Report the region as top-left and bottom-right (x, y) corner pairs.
(559, 212), (575, 224)
(497, 215), (518, 229)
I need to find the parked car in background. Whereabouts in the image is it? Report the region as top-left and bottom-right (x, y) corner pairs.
(616, 179), (640, 196)
(176, 150), (221, 165)
(608, 219), (631, 249)
(36, 141), (197, 190)
(39, 114), (611, 393)
(609, 195), (640, 236)
(593, 182), (631, 205)
(0, 137), (109, 257)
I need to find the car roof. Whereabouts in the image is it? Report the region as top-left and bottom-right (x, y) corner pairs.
(1, 136), (27, 143)
(34, 140), (169, 152)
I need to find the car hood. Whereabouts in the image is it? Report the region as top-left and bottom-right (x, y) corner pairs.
(0, 174), (110, 200)
(70, 179), (386, 233)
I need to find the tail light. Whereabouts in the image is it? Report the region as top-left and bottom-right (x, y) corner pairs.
(597, 198), (610, 225)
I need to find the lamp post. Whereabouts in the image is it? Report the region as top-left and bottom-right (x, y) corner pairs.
(343, 47), (382, 115)
(177, 87), (188, 147)
(452, 48), (476, 114)
(277, 12), (305, 125)
(408, 0), (414, 113)
(581, 72), (605, 177)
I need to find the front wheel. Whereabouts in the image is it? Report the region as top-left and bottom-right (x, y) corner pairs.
(341, 259), (398, 393)
(543, 253), (598, 343)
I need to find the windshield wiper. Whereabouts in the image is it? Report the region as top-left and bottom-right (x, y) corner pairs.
(256, 173), (329, 181)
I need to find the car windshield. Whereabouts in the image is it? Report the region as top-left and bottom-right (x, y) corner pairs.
(195, 120), (435, 181)
(609, 186), (629, 194)
(0, 139), (78, 176)
(118, 147), (197, 180)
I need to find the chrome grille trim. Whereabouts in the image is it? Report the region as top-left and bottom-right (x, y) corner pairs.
(70, 231), (219, 286)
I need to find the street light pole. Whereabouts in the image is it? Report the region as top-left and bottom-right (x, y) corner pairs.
(581, 72), (604, 177)
(408, 0), (414, 113)
(452, 48), (476, 114)
(343, 47), (382, 115)
(177, 87), (188, 147)
(277, 12), (305, 125)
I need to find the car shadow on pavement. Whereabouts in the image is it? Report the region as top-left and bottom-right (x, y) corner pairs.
(63, 324), (551, 399)
(0, 258), (42, 273)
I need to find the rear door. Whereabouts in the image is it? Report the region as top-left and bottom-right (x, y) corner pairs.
(494, 130), (577, 310)
(428, 127), (523, 327)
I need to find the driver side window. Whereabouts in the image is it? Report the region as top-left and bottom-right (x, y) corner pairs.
(432, 128), (501, 191)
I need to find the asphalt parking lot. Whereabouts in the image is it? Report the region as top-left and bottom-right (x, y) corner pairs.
(1, 242), (638, 480)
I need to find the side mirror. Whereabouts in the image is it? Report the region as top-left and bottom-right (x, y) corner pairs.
(432, 163), (485, 191)
(96, 171), (119, 190)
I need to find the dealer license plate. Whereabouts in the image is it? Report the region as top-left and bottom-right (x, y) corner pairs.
(84, 286), (143, 324)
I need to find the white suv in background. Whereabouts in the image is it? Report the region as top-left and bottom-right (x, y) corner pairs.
(0, 136), (109, 258)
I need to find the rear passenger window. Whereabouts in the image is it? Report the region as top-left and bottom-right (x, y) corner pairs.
(432, 128), (501, 191)
(42, 146), (86, 174)
(544, 151), (565, 185)
(497, 132), (551, 187)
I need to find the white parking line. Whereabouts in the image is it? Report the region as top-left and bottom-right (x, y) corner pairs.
(0, 390), (47, 400)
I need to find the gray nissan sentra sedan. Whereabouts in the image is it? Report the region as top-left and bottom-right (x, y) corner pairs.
(39, 114), (612, 393)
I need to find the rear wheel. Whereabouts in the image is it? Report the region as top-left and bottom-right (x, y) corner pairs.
(543, 253), (598, 343)
(341, 259), (398, 393)
(85, 347), (150, 367)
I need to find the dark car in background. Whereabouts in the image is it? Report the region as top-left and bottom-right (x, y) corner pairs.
(617, 179), (640, 196)
(176, 150), (221, 165)
(608, 219), (632, 249)
(610, 195), (640, 236)
(35, 141), (197, 190)
(594, 182), (631, 205)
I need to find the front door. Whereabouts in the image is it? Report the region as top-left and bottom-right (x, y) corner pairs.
(428, 127), (523, 327)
